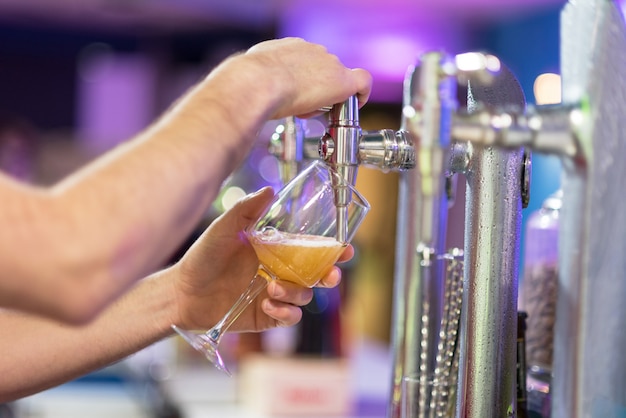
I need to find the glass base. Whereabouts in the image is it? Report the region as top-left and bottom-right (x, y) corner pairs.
(171, 325), (231, 376)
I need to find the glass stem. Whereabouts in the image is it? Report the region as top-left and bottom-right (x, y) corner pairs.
(207, 267), (271, 342)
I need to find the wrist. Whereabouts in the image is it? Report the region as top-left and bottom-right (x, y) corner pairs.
(213, 52), (288, 116)
(137, 268), (181, 340)
(148, 52), (287, 174)
(190, 53), (286, 137)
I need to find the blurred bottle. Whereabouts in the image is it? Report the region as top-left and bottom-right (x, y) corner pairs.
(517, 311), (528, 418)
(520, 190), (562, 418)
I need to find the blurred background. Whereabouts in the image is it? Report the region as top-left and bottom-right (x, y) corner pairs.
(0, 0), (574, 417)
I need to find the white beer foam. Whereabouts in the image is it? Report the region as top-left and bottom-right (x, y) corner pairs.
(254, 229), (340, 247)
(277, 237), (340, 248)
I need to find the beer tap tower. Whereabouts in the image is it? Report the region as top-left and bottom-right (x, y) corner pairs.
(446, 1), (626, 416)
(271, 0), (626, 415)
(272, 51), (526, 417)
(392, 52), (528, 418)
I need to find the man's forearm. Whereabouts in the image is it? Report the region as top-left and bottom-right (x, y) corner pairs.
(0, 270), (176, 403)
(0, 53), (280, 323)
(0, 37), (371, 323)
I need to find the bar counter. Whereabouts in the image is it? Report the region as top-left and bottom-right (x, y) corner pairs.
(15, 340), (390, 418)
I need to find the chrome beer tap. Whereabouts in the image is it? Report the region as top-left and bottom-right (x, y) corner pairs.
(271, 52), (528, 418)
(271, 52), (529, 418)
(271, 2), (626, 415)
(319, 97), (361, 243)
(449, 1), (626, 416)
(319, 97), (417, 241)
(387, 51), (530, 418)
(269, 96), (416, 242)
(270, 98), (415, 177)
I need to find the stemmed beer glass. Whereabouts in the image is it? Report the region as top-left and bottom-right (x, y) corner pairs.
(172, 161), (370, 375)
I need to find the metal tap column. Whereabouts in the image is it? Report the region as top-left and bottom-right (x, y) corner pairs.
(552, 0), (626, 416)
(456, 146), (523, 417)
(388, 52), (454, 418)
(455, 65), (526, 418)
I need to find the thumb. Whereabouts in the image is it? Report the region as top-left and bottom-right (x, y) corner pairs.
(232, 186), (275, 228)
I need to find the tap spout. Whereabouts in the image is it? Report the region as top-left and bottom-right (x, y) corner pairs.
(320, 95), (361, 187)
(319, 96), (361, 243)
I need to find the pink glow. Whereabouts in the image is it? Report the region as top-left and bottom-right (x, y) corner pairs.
(77, 49), (157, 152)
(278, 1), (469, 103)
(619, 0), (626, 17)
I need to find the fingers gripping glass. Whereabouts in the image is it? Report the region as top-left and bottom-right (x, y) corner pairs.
(172, 161), (370, 375)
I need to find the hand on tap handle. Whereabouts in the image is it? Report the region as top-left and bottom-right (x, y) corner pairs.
(320, 96), (361, 187)
(246, 38), (372, 120)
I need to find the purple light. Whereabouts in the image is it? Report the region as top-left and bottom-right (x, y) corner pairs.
(619, 0), (626, 18)
(278, 1), (469, 102)
(76, 47), (156, 152)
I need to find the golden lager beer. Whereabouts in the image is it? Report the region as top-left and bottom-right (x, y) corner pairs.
(248, 230), (346, 287)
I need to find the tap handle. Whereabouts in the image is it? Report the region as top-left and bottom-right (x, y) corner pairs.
(319, 96), (361, 188)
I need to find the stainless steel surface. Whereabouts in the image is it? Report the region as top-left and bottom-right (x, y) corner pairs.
(271, 97), (417, 242)
(320, 96), (361, 189)
(388, 52), (455, 418)
(442, 2), (626, 416)
(271, 101), (416, 175)
(450, 104), (582, 158)
(268, 2), (626, 415)
(358, 130), (415, 171)
(387, 52), (527, 418)
(271, 51), (538, 418)
(269, 116), (306, 184)
(320, 97), (361, 243)
(454, 62), (525, 418)
(448, 52), (502, 85)
(280, 127), (416, 171)
(552, 0), (626, 416)
(456, 145), (523, 418)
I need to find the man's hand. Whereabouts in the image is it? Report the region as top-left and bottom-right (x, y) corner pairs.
(170, 187), (353, 332)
